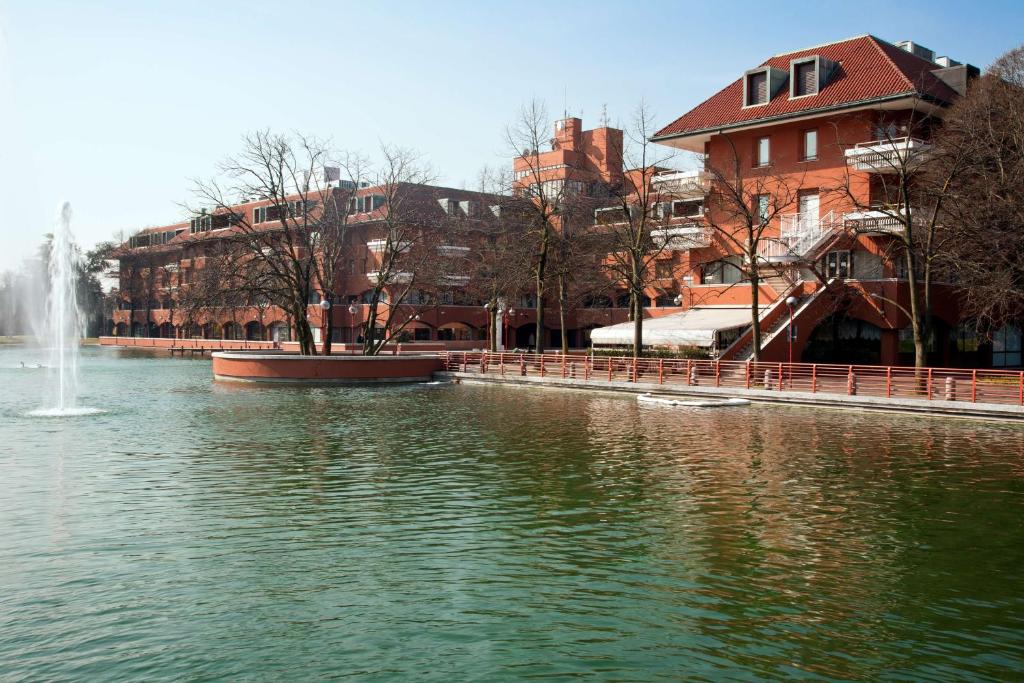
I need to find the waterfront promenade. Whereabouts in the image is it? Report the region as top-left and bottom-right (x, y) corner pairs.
(440, 352), (1024, 421)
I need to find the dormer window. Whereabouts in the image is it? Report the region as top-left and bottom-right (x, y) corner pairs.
(789, 55), (838, 98)
(746, 72), (768, 106)
(793, 60), (817, 96)
(743, 67), (787, 108)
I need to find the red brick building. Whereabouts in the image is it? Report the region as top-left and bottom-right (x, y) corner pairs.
(113, 35), (1019, 367)
(593, 35), (1017, 367)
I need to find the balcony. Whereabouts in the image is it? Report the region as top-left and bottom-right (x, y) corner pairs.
(438, 245), (470, 257)
(440, 274), (470, 287)
(843, 209), (909, 235)
(844, 137), (931, 173)
(653, 224), (711, 250)
(366, 239), (411, 254)
(366, 271), (412, 284)
(650, 169), (709, 199)
(756, 211), (840, 264)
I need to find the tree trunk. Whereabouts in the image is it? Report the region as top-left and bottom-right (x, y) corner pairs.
(558, 272), (568, 355)
(631, 255), (643, 358)
(749, 258), (762, 362)
(632, 293), (643, 359)
(533, 230), (549, 354)
(363, 297), (379, 356)
(904, 249), (927, 368)
(322, 305), (332, 356)
(294, 301), (316, 355)
(490, 307), (498, 352)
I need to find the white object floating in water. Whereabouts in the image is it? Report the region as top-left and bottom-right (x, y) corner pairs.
(637, 393), (749, 408)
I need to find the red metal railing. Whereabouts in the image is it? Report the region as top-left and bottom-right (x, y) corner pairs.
(441, 351), (1024, 408)
(99, 336), (279, 350)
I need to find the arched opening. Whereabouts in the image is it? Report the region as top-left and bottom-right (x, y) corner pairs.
(360, 290), (389, 305)
(402, 322), (433, 342)
(437, 322), (473, 341)
(222, 322), (243, 340)
(515, 322), (538, 349)
(802, 314), (882, 365)
(201, 322), (220, 339)
(245, 321), (264, 341)
(130, 321), (144, 337)
(269, 322), (291, 342)
(114, 322), (127, 336)
(157, 322), (175, 338)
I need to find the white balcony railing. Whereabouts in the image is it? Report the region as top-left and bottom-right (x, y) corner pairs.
(438, 245), (470, 257)
(366, 239), (411, 254)
(844, 137), (932, 173)
(843, 209), (910, 235)
(440, 274), (470, 287)
(366, 271), (412, 284)
(650, 169), (710, 199)
(652, 224), (711, 250)
(757, 211), (839, 263)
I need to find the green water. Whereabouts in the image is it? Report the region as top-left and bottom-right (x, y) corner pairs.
(1, 347), (1023, 681)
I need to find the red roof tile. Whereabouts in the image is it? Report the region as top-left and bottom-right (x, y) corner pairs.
(654, 35), (959, 140)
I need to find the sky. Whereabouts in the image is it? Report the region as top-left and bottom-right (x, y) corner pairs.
(0, 0), (1021, 270)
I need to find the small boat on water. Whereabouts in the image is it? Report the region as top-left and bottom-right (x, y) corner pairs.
(637, 393), (749, 408)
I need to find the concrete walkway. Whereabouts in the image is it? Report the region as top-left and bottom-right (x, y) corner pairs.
(438, 371), (1024, 423)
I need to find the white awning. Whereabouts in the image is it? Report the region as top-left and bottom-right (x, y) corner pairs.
(590, 307), (758, 348)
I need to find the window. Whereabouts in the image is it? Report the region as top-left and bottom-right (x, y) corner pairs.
(746, 71), (768, 106)
(802, 129), (818, 161)
(992, 324), (1022, 367)
(253, 205), (281, 224)
(753, 194), (770, 223)
(755, 136), (770, 167)
(702, 256), (743, 285)
(672, 200), (703, 218)
(789, 56), (836, 98)
(793, 60), (817, 96)
(595, 207), (629, 225)
(655, 261), (674, 279)
(824, 250), (852, 278)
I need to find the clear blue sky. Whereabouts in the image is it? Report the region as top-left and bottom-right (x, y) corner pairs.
(0, 0), (1020, 269)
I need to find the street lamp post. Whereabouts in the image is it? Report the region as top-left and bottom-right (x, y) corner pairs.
(319, 298), (332, 355)
(348, 303), (359, 352)
(506, 308), (514, 351)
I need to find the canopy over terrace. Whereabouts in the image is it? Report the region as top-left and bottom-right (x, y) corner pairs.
(589, 306), (762, 350)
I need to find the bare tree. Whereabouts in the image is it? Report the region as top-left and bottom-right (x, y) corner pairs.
(459, 168), (533, 350)
(701, 136), (805, 361)
(506, 100), (568, 353)
(595, 102), (682, 357)
(834, 105), (965, 367)
(357, 145), (442, 355)
(933, 45), (1024, 331)
(190, 130), (350, 355)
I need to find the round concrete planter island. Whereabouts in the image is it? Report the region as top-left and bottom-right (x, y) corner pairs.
(211, 351), (445, 384)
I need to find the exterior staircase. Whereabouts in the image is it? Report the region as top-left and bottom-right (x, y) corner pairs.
(718, 279), (839, 362)
(755, 211), (843, 264)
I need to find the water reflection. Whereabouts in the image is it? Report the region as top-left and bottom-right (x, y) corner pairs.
(0, 348), (1022, 680)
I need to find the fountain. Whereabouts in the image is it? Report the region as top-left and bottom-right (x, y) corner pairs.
(29, 202), (100, 417)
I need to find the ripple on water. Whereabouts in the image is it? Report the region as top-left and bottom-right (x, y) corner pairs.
(0, 346), (1023, 681)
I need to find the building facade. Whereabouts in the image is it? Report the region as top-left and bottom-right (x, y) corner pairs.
(112, 35), (1019, 367)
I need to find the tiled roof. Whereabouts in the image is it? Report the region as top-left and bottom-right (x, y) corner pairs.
(654, 35), (960, 140)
